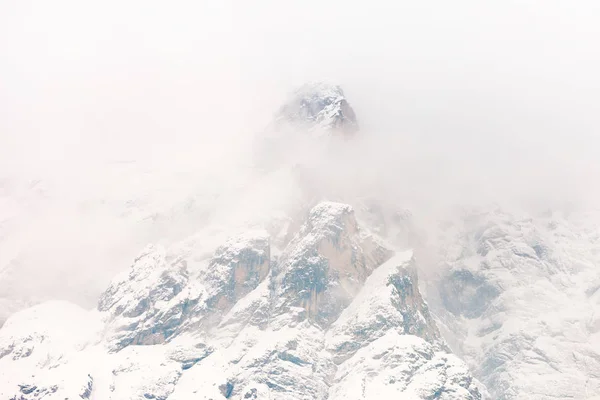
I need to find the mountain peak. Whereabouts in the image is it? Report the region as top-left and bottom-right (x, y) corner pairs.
(276, 82), (358, 136)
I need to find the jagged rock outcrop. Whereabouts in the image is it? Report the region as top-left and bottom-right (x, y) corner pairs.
(167, 203), (481, 400)
(428, 208), (600, 399)
(329, 331), (481, 400)
(253, 82), (359, 172)
(98, 233), (271, 350)
(98, 244), (194, 348)
(202, 232), (270, 317)
(275, 82), (358, 137)
(324, 252), (482, 399)
(326, 253), (442, 363)
(0, 201), (484, 400)
(273, 202), (391, 326)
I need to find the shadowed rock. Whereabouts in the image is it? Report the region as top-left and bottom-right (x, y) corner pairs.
(273, 202), (392, 326)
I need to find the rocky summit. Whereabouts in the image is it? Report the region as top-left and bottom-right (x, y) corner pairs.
(275, 83), (359, 137)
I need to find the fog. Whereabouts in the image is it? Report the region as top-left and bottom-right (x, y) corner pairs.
(1, 0), (599, 319)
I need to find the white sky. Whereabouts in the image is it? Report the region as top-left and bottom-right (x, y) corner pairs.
(1, 1), (599, 167)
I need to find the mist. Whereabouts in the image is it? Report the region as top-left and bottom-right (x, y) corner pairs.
(1, 0), (599, 319)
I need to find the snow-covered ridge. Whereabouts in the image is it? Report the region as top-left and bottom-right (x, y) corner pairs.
(253, 82), (360, 171)
(0, 201), (483, 399)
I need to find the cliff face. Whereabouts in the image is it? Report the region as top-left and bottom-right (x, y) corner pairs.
(0, 202), (483, 400)
(426, 208), (600, 399)
(273, 202), (391, 326)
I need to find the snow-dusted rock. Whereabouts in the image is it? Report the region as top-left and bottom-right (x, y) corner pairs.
(323, 251), (482, 399)
(99, 244), (196, 349)
(202, 231), (270, 320)
(276, 82), (358, 137)
(98, 231), (272, 352)
(253, 82), (359, 172)
(273, 202), (391, 326)
(429, 207), (600, 399)
(327, 252), (442, 363)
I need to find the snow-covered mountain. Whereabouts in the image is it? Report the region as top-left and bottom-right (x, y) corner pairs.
(0, 201), (484, 399)
(274, 83), (358, 137)
(1, 83), (599, 399)
(425, 207), (600, 399)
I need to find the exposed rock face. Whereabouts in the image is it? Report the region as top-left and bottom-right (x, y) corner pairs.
(326, 253), (442, 364)
(273, 202), (392, 326)
(0, 202), (483, 400)
(98, 245), (193, 348)
(389, 258), (442, 343)
(98, 233), (270, 350)
(428, 208), (600, 400)
(165, 203), (481, 400)
(276, 83), (359, 137)
(253, 82), (359, 172)
(203, 232), (270, 316)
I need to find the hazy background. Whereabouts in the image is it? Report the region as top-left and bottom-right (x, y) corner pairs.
(1, 0), (599, 320)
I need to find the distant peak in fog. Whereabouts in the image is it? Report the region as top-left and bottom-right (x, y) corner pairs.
(275, 82), (358, 137)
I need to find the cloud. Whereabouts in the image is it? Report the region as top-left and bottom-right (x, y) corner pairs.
(0, 0), (599, 317)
